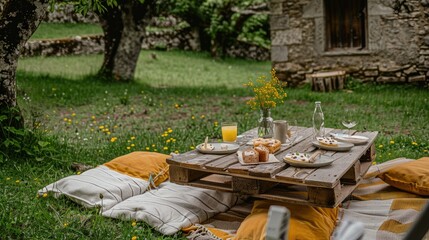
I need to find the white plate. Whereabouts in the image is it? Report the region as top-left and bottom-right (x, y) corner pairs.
(284, 154), (334, 168)
(237, 151), (280, 165)
(196, 143), (239, 154)
(330, 133), (369, 145)
(312, 141), (354, 151)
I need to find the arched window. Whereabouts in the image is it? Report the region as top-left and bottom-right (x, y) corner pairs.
(324, 0), (367, 50)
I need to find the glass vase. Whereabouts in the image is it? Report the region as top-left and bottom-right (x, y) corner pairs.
(258, 108), (274, 138)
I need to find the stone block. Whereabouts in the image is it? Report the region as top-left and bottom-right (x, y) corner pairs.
(404, 65), (417, 75)
(270, 2), (283, 15)
(376, 76), (401, 83)
(408, 75), (426, 82)
(272, 29), (302, 45)
(420, 50), (429, 55)
(271, 46), (288, 62)
(270, 15), (289, 30)
(364, 70), (379, 77)
(424, 35), (429, 46)
(361, 77), (375, 83)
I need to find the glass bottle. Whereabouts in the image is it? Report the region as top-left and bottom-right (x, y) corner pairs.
(312, 101), (325, 139)
(258, 108), (274, 138)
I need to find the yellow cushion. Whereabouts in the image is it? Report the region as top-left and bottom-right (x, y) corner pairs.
(103, 151), (170, 186)
(234, 200), (338, 240)
(377, 157), (429, 196)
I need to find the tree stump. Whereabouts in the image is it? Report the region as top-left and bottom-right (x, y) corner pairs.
(309, 71), (346, 92)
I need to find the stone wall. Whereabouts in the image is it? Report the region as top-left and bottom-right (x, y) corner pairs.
(270, 0), (429, 86)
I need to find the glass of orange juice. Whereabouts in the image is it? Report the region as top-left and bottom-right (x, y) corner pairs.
(221, 122), (238, 142)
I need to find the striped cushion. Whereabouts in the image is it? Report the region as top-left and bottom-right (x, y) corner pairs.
(38, 166), (150, 210)
(102, 182), (239, 235)
(38, 151), (170, 210)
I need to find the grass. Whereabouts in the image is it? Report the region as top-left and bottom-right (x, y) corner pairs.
(30, 23), (102, 40)
(0, 49), (428, 239)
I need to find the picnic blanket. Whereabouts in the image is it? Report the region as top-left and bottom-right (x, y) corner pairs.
(38, 153), (429, 239)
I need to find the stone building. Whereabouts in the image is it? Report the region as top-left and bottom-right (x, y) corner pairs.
(269, 0), (429, 85)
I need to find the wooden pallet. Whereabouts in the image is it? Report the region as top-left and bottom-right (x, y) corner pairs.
(167, 127), (377, 208)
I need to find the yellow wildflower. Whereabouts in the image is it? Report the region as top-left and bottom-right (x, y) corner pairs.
(145, 147), (150, 151)
(43, 193), (48, 198)
(131, 236), (138, 240)
(132, 221), (137, 227)
(131, 136), (136, 140)
(163, 147), (168, 150)
(127, 146), (131, 150)
(378, 144), (383, 148)
(244, 69), (287, 110)
(412, 141), (418, 146)
(390, 140), (395, 144)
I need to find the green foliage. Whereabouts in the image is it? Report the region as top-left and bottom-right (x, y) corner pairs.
(0, 108), (58, 164)
(162, 0), (269, 55)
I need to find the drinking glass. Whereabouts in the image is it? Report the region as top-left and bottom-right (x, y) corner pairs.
(341, 110), (357, 136)
(221, 122), (238, 142)
(284, 120), (298, 145)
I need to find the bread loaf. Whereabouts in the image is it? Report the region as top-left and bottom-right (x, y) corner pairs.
(242, 148), (259, 163)
(255, 145), (269, 162)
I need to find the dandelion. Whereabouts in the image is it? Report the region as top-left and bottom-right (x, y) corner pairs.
(77, 171), (81, 175)
(163, 147), (168, 150)
(63, 118), (68, 122)
(200, 115), (205, 119)
(152, 144), (156, 147)
(174, 150), (179, 154)
(43, 193), (48, 198)
(390, 140), (395, 144)
(6, 177), (10, 181)
(132, 221), (137, 227)
(15, 180), (20, 183)
(191, 116), (195, 120)
(99, 126), (104, 129)
(372, 162), (377, 165)
(166, 139), (171, 143)
(107, 132), (111, 135)
(214, 121), (218, 127)
(71, 113), (76, 117)
(131, 136), (136, 140)
(145, 147), (150, 151)
(412, 141), (418, 146)
(110, 137), (117, 143)
(131, 144), (135, 147)
(378, 144), (383, 148)
(132, 236), (138, 240)
(91, 115), (96, 120)
(127, 146), (131, 150)
(190, 146), (195, 150)
(63, 223), (68, 227)
(168, 128), (173, 133)
(175, 103), (180, 109)
(423, 149), (428, 153)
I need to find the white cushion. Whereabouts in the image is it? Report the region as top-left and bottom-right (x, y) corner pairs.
(102, 182), (239, 235)
(38, 166), (149, 211)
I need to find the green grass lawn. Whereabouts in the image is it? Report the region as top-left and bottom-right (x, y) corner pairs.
(1, 50), (428, 238)
(30, 22), (102, 40)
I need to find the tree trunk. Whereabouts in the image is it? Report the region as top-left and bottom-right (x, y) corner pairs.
(98, 0), (153, 81)
(0, 0), (48, 135)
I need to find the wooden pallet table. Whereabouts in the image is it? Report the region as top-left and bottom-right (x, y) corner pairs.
(167, 127), (378, 208)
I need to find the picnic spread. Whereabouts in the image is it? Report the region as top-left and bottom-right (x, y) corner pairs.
(38, 148), (429, 239)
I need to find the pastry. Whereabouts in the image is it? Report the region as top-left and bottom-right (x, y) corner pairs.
(284, 152), (313, 163)
(242, 148), (259, 163)
(253, 138), (281, 153)
(255, 145), (269, 162)
(316, 137), (338, 146)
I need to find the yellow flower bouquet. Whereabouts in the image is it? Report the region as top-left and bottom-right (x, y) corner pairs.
(244, 69), (287, 110)
(244, 69), (287, 137)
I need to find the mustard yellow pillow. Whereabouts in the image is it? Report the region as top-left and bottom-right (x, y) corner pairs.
(377, 157), (429, 196)
(234, 200), (338, 240)
(104, 151), (170, 186)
